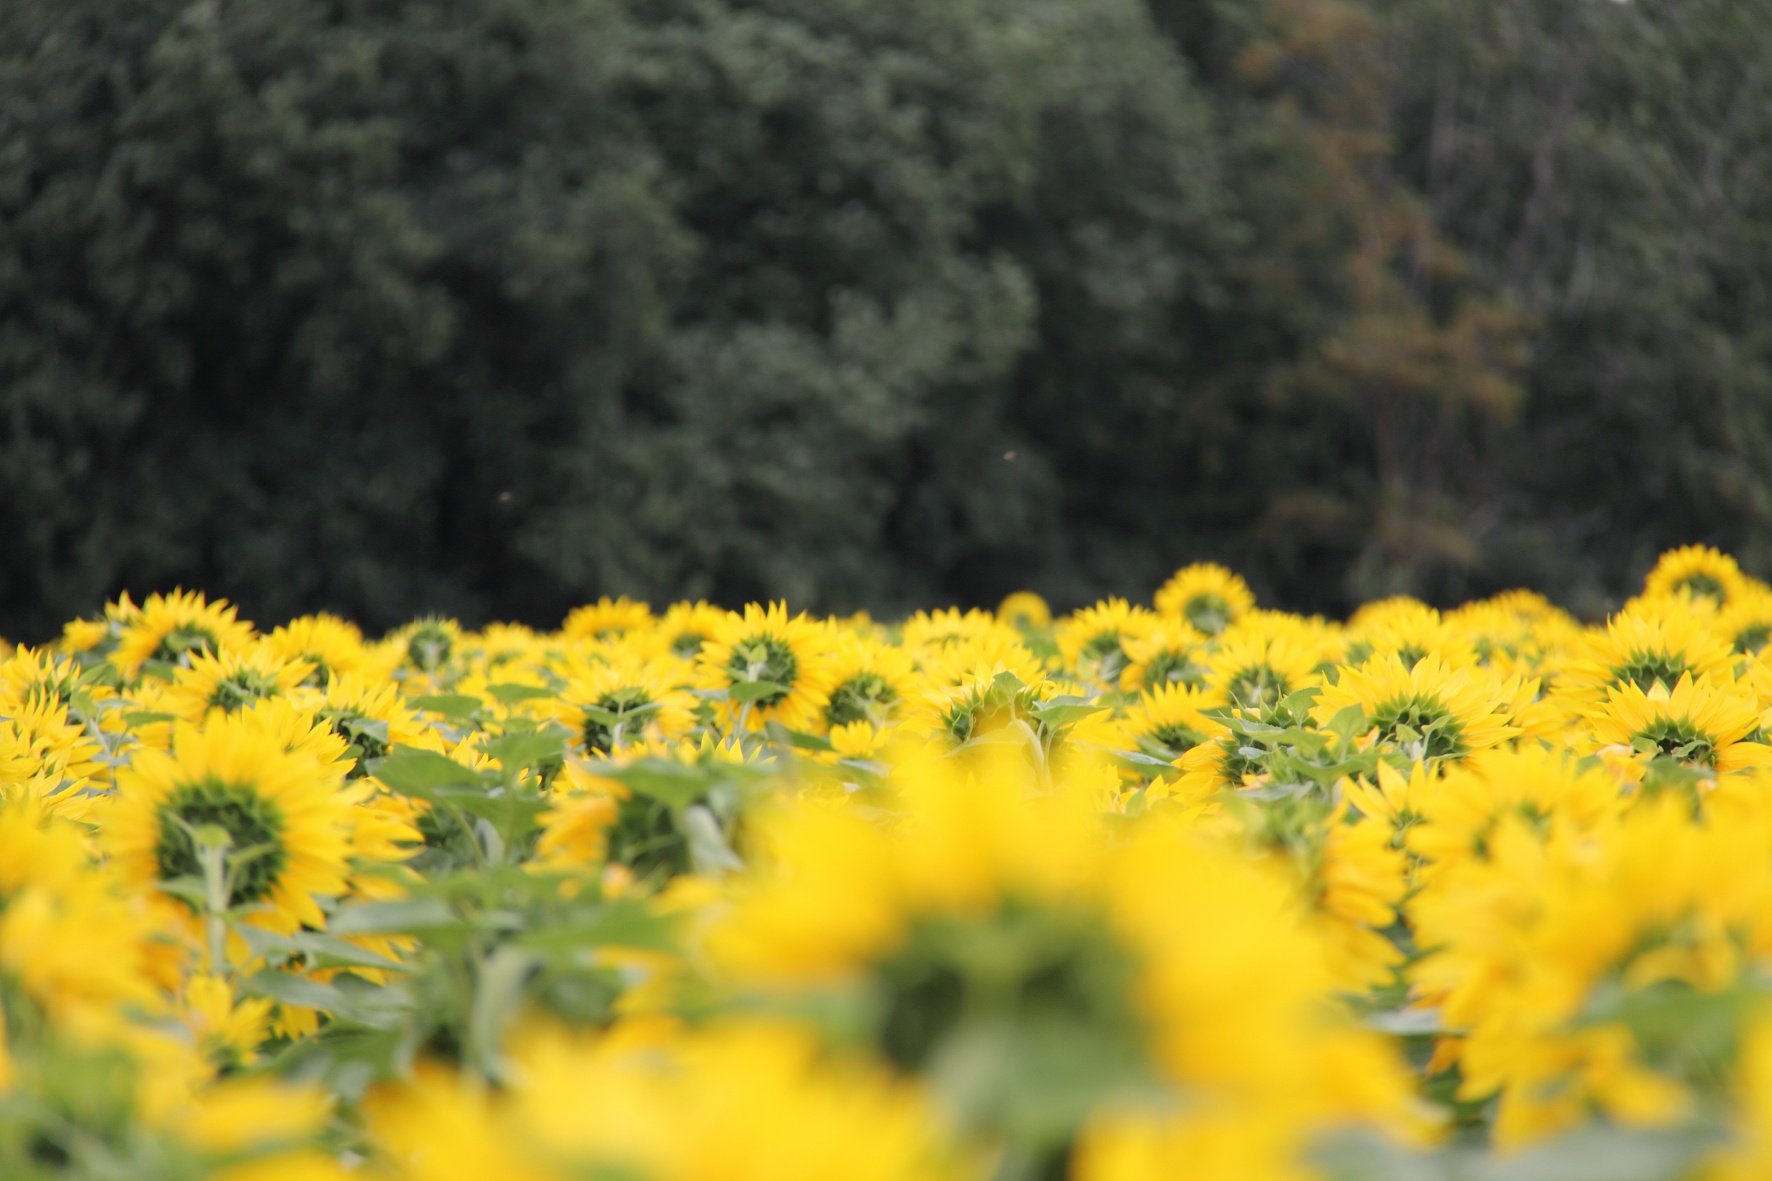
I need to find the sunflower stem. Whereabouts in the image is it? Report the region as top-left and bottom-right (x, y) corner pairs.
(194, 824), (233, 975)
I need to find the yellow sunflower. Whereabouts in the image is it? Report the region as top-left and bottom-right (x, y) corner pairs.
(386, 617), (465, 677)
(1118, 621), (1208, 695)
(1055, 598), (1159, 689)
(814, 631), (921, 734)
(113, 590), (257, 679)
(899, 606), (1016, 653)
(1642, 544), (1753, 609)
(1152, 562), (1255, 635)
(1345, 597), (1477, 669)
(1116, 682), (1218, 762)
(697, 603), (835, 733)
(1202, 615), (1335, 709)
(102, 714), (359, 934)
(263, 614), (391, 687)
(1552, 604), (1736, 701)
(554, 649), (696, 756)
(996, 590), (1052, 630)
(1313, 651), (1526, 766)
(656, 601), (729, 659)
(159, 644), (317, 725)
(1583, 672), (1772, 776)
(1717, 585), (1772, 656)
(314, 671), (436, 776)
(562, 596), (654, 642)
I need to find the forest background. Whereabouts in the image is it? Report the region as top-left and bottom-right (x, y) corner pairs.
(1, 0), (1768, 641)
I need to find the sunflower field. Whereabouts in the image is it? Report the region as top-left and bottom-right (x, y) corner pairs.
(11, 547), (1772, 1179)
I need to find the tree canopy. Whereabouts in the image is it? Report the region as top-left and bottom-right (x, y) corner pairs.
(1, 0), (1767, 638)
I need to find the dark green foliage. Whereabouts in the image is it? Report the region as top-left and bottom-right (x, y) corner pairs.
(0, 0), (1768, 638)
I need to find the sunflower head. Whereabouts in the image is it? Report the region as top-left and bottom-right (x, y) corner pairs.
(698, 604), (834, 732)
(393, 617), (463, 675)
(562, 596), (655, 642)
(105, 716), (356, 932)
(1153, 562), (1255, 635)
(816, 634), (918, 733)
(1643, 545), (1752, 609)
(112, 590), (256, 679)
(997, 591), (1052, 631)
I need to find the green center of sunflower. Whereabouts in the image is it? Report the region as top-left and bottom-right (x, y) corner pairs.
(1184, 594), (1232, 635)
(1612, 650), (1692, 693)
(1368, 694), (1466, 760)
(1226, 663), (1289, 709)
(826, 672), (898, 728)
(1633, 717), (1718, 767)
(207, 668), (283, 713)
(1145, 722), (1206, 757)
(1139, 649), (1201, 691)
(1733, 624), (1771, 655)
(1673, 573), (1728, 604)
(406, 622), (454, 672)
(155, 779), (288, 907)
(1395, 644), (1428, 669)
(726, 634), (798, 709)
(153, 625), (218, 665)
(670, 631), (708, 658)
(583, 686), (653, 754)
(1081, 632), (1127, 675)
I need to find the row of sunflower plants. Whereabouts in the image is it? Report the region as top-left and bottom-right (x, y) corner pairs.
(6, 546), (1772, 1178)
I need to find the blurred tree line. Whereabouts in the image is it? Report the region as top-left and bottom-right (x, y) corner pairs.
(1, 0), (1767, 638)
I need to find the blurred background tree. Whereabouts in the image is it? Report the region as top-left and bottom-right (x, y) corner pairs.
(0, 0), (1767, 638)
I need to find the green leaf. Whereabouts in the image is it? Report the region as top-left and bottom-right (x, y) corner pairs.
(121, 710), (178, 727)
(329, 897), (460, 936)
(485, 683), (556, 705)
(482, 731), (566, 771)
(606, 759), (715, 809)
(374, 747), (485, 793)
(409, 694), (484, 720)
(727, 679), (787, 704)
(515, 902), (679, 956)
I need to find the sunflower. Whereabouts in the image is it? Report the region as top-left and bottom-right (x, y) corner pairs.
(815, 632), (920, 733)
(314, 672), (435, 776)
(1404, 744), (1625, 883)
(112, 590), (257, 679)
(387, 617), (465, 677)
(159, 644), (317, 725)
(697, 604), (835, 733)
(1345, 597), (1477, 669)
(369, 1021), (965, 1181)
(263, 614), (389, 688)
(657, 601), (729, 659)
(997, 591), (1052, 631)
(1552, 605), (1736, 700)
(1118, 621), (1208, 695)
(1583, 672), (1772, 776)
(102, 714), (359, 934)
(914, 630), (1044, 689)
(899, 607), (1016, 654)
(1055, 599), (1159, 690)
(1313, 651), (1526, 766)
(1410, 797), (1772, 1149)
(0, 646), (100, 713)
(1642, 544), (1753, 609)
(1152, 562), (1255, 635)
(1202, 616), (1334, 709)
(554, 649), (696, 756)
(1117, 682), (1218, 762)
(1717, 586), (1772, 657)
(562, 596), (654, 642)
(709, 751), (1423, 1177)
